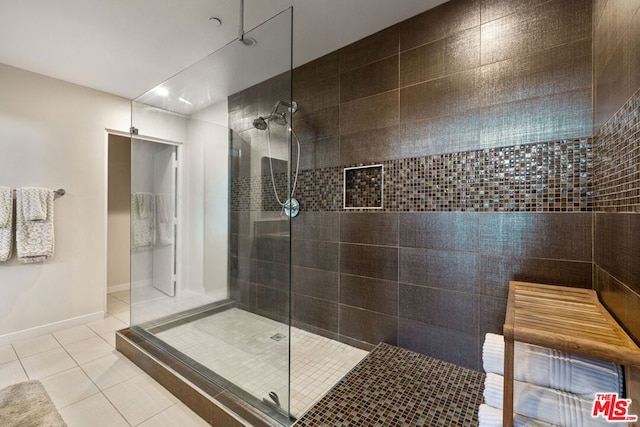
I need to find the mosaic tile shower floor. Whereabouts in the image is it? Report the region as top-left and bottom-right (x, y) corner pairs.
(295, 343), (485, 427)
(154, 308), (368, 417)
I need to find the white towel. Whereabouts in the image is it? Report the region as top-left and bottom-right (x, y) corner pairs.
(483, 333), (624, 399)
(16, 188), (54, 263)
(155, 194), (173, 246)
(484, 373), (621, 426)
(20, 187), (50, 221)
(478, 404), (557, 427)
(0, 187), (13, 262)
(131, 193), (154, 248)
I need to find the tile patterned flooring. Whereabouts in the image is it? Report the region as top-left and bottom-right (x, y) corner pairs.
(0, 290), (209, 427)
(155, 308), (368, 417)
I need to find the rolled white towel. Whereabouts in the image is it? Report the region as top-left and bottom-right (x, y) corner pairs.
(484, 373), (621, 426)
(483, 333), (623, 399)
(478, 404), (557, 427)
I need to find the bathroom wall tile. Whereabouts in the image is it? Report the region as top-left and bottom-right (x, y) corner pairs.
(593, 0), (608, 27)
(630, 9), (640, 96)
(481, 0), (591, 65)
(230, 279), (256, 309)
(339, 25), (399, 73)
(230, 212), (251, 236)
(292, 212), (339, 242)
(478, 213), (593, 261)
(340, 56), (398, 103)
(294, 106), (339, 142)
(628, 214), (640, 294)
(398, 318), (479, 370)
(399, 248), (478, 293)
(298, 137), (340, 170)
(399, 284), (478, 335)
(480, 0), (550, 23)
(595, 36), (630, 130)
(340, 91), (399, 135)
(294, 51), (340, 83)
(478, 296), (507, 338)
(400, 40), (445, 87)
(339, 274), (398, 316)
(400, 69), (480, 123)
(292, 266), (339, 301)
(294, 74), (339, 115)
(480, 89), (592, 147)
(253, 235), (289, 264)
(444, 26), (481, 75)
(339, 126), (401, 165)
(478, 255), (593, 299)
(398, 212), (478, 252)
(229, 256), (251, 282)
(481, 39), (591, 108)
(399, 110), (480, 157)
(400, 0), (480, 52)
(256, 285), (289, 319)
(340, 213), (398, 246)
(595, 266), (640, 344)
(293, 295), (339, 333)
(292, 240), (339, 271)
(340, 244), (398, 281)
(229, 234), (252, 258)
(338, 306), (398, 346)
(594, 213), (630, 285)
(250, 260), (289, 291)
(594, 0), (640, 79)
(253, 219), (288, 236)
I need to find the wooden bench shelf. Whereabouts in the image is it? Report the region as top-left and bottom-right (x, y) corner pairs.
(503, 281), (640, 427)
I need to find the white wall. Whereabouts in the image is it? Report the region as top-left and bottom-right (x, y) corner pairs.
(0, 63), (129, 344)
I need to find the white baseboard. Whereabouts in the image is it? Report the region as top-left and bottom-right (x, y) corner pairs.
(0, 311), (105, 346)
(108, 282), (131, 293)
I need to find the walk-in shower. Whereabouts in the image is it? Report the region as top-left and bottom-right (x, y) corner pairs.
(121, 8), (367, 426)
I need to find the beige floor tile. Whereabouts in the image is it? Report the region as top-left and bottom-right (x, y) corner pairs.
(107, 295), (129, 315)
(104, 374), (176, 426)
(21, 347), (77, 380)
(0, 360), (28, 389)
(109, 290), (130, 304)
(99, 332), (116, 348)
(12, 334), (60, 358)
(86, 316), (127, 336)
(64, 336), (113, 365)
(59, 393), (129, 427)
(138, 402), (210, 427)
(80, 351), (143, 390)
(53, 325), (98, 345)
(0, 344), (17, 365)
(41, 366), (99, 409)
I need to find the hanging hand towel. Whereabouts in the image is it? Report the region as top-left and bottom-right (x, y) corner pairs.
(131, 193), (155, 248)
(16, 188), (54, 263)
(155, 194), (173, 245)
(21, 187), (50, 221)
(0, 187), (13, 262)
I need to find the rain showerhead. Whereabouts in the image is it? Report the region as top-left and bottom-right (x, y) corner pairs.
(252, 100), (298, 130)
(252, 117), (268, 130)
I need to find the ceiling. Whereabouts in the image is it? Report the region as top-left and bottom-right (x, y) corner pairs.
(0, 0), (447, 100)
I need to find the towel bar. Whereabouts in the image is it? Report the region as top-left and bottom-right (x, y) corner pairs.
(10, 188), (66, 198)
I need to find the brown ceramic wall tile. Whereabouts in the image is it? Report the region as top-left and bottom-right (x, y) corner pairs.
(292, 212), (339, 242)
(400, 69), (480, 123)
(230, 234), (252, 259)
(444, 26), (481, 75)
(594, 0), (640, 78)
(293, 74), (339, 115)
(481, 39), (591, 107)
(480, 0), (591, 65)
(592, 0), (608, 27)
(340, 243), (398, 281)
(480, 89), (592, 147)
(398, 318), (479, 370)
(250, 260), (289, 290)
(629, 214), (640, 294)
(293, 52), (339, 83)
(480, 0), (551, 23)
(340, 213), (398, 246)
(298, 137), (340, 170)
(630, 9), (640, 94)
(399, 248), (478, 293)
(478, 213), (593, 261)
(292, 240), (339, 271)
(339, 274), (398, 315)
(340, 91), (399, 135)
(594, 213), (630, 285)
(400, 40), (445, 87)
(338, 305), (398, 345)
(339, 126), (401, 165)
(400, 0), (480, 52)
(595, 36), (630, 130)
(595, 266), (640, 344)
(340, 56), (399, 103)
(398, 212), (478, 252)
(294, 106), (339, 142)
(478, 255), (593, 299)
(256, 285), (289, 319)
(231, 279), (256, 309)
(230, 256), (251, 282)
(293, 295), (339, 333)
(292, 266), (339, 301)
(253, 236), (289, 264)
(399, 109), (481, 157)
(399, 283), (478, 335)
(339, 25), (399, 73)
(478, 296), (507, 338)
(230, 212), (251, 235)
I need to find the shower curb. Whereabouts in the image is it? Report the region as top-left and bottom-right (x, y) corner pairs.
(116, 328), (284, 427)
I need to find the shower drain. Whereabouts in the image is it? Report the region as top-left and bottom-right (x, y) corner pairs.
(270, 333), (286, 342)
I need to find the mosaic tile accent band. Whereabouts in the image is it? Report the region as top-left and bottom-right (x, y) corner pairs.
(295, 342), (485, 427)
(594, 89), (640, 212)
(232, 138), (593, 212)
(344, 165), (383, 209)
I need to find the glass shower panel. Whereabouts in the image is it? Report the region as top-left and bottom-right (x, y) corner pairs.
(129, 8), (293, 424)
